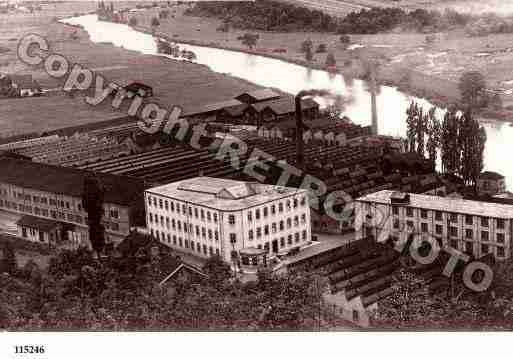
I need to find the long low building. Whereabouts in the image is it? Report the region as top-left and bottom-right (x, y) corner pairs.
(0, 156), (146, 248)
(145, 176), (311, 269)
(355, 190), (513, 260)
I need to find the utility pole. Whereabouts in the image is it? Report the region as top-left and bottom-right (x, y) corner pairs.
(369, 63), (379, 136)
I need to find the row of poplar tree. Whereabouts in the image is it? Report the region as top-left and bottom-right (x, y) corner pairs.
(405, 101), (486, 187)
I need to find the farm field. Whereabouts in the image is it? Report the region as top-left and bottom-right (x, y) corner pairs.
(0, 1), (260, 137)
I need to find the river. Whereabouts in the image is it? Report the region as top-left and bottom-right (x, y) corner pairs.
(62, 14), (513, 190)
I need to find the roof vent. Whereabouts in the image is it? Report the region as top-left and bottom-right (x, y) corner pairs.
(390, 191), (410, 204)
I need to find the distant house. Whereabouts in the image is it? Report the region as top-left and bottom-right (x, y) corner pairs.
(247, 97), (319, 126)
(16, 215), (63, 245)
(9, 75), (41, 97)
(235, 89), (281, 104)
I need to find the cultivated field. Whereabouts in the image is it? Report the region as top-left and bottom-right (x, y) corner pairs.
(0, 2), (260, 137)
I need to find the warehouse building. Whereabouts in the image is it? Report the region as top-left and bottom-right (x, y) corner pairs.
(145, 177), (311, 268)
(0, 156), (146, 248)
(355, 190), (513, 260)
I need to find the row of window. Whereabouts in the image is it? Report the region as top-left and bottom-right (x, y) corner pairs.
(0, 200), (121, 232)
(394, 219), (506, 243)
(392, 206), (506, 229)
(152, 229), (220, 257)
(148, 214), (220, 240)
(148, 196), (219, 223)
(258, 231), (308, 252)
(246, 197), (306, 222)
(248, 215), (307, 239)
(449, 239), (506, 257)
(0, 192), (119, 219)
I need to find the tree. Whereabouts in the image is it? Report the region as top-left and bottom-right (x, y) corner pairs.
(238, 33), (259, 49)
(0, 241), (17, 275)
(151, 16), (160, 28)
(325, 53), (336, 68)
(425, 107), (441, 167)
(128, 17), (137, 27)
(405, 101), (418, 152)
(458, 71), (486, 111)
(82, 176), (105, 257)
(300, 39), (313, 53)
(316, 43), (327, 53)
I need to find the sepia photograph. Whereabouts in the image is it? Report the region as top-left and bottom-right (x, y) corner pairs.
(1, 0), (513, 349)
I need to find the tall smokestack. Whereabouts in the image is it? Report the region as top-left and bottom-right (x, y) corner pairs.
(369, 66), (378, 136)
(295, 93), (305, 172)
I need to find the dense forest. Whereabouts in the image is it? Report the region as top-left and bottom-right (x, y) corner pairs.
(185, 0), (473, 34)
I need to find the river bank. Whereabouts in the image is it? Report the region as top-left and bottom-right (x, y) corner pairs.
(127, 4), (513, 123)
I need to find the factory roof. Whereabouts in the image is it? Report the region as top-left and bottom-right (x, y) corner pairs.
(357, 190), (513, 219)
(146, 177), (306, 211)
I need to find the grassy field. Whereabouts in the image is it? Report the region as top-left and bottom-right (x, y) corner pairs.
(0, 2), (261, 137)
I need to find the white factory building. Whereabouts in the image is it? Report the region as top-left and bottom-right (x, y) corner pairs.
(145, 177), (311, 268)
(355, 190), (513, 260)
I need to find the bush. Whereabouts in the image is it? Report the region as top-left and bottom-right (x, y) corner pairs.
(316, 43), (327, 53)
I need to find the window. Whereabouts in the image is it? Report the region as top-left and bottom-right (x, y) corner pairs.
(465, 215), (473, 225)
(177, 221), (182, 231)
(164, 201), (168, 210)
(271, 205), (276, 215)
(196, 225), (200, 236)
(255, 209), (260, 220)
(272, 223), (277, 233)
(300, 196), (306, 206)
(147, 196), (152, 206)
(166, 217), (170, 229)
(228, 215), (235, 225)
(248, 211), (253, 222)
(201, 209), (205, 220)
(435, 224), (442, 235)
(497, 233), (505, 243)
(264, 225), (269, 236)
(213, 213), (218, 223)
(393, 219), (400, 229)
(286, 200), (291, 210)
(465, 241), (473, 254)
(110, 209), (119, 219)
(263, 207), (268, 217)
(421, 210), (428, 219)
(497, 246), (505, 257)
(294, 216), (299, 227)
(481, 231), (489, 241)
(202, 227), (206, 238)
(302, 230), (307, 240)
(450, 239), (458, 249)
(421, 222), (428, 232)
(482, 244), (489, 254)
(173, 235), (177, 245)
(406, 220), (414, 229)
(450, 227), (458, 237)
(229, 233), (236, 244)
(208, 229), (213, 240)
(194, 208), (198, 218)
(256, 227), (262, 238)
(207, 211), (211, 221)
(278, 203), (284, 213)
(280, 237), (285, 247)
(406, 208), (413, 217)
(191, 241), (195, 251)
(301, 214), (306, 223)
(182, 204), (186, 215)
(481, 217), (489, 227)
(392, 206), (399, 215)
(189, 207), (193, 216)
(497, 218), (505, 229)
(149, 213), (153, 223)
(215, 231), (219, 241)
(293, 198), (298, 208)
(295, 232), (300, 242)
(172, 219), (176, 229)
(287, 235), (292, 245)
(449, 213), (458, 222)
(159, 199), (163, 209)
(179, 237), (183, 247)
(287, 218), (292, 228)
(249, 230), (254, 240)
(170, 202), (175, 212)
(185, 240), (189, 249)
(465, 229), (473, 239)
(279, 221), (284, 231)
